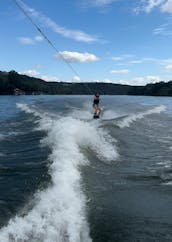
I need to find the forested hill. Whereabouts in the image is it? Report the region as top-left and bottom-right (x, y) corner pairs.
(1, 70), (172, 96)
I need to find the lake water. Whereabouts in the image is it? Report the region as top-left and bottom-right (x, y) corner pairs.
(0, 95), (172, 242)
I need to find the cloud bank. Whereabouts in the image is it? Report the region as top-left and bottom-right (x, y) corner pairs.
(20, 69), (60, 82)
(118, 75), (161, 86)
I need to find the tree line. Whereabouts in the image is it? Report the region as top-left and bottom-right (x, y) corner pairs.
(1, 70), (172, 96)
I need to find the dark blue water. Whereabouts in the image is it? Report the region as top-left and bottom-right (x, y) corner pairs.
(0, 95), (172, 242)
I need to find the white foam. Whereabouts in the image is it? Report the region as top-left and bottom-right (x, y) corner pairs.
(0, 131), (23, 142)
(69, 101), (93, 121)
(117, 105), (166, 128)
(162, 181), (172, 186)
(157, 160), (172, 166)
(17, 103), (41, 116)
(0, 134), (5, 141)
(0, 104), (118, 242)
(102, 110), (123, 120)
(71, 109), (93, 120)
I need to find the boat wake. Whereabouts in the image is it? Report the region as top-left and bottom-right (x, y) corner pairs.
(115, 105), (166, 128)
(0, 103), (118, 242)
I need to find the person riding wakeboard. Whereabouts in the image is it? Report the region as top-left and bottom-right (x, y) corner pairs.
(93, 92), (101, 118)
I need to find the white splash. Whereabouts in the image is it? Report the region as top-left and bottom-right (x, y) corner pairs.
(117, 105), (166, 128)
(0, 104), (118, 242)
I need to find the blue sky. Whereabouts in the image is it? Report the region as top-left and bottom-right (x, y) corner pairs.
(1, 0), (172, 85)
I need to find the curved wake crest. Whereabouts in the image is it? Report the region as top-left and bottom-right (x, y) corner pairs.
(117, 105), (166, 128)
(0, 104), (118, 242)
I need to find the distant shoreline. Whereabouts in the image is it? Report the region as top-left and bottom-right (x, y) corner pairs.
(1, 70), (172, 96)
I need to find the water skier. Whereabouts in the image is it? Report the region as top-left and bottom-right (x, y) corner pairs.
(93, 92), (101, 118)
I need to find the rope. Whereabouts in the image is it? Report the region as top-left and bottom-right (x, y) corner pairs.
(12, 0), (94, 95)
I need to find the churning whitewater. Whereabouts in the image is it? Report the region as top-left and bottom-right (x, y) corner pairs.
(0, 95), (171, 242)
(0, 103), (118, 242)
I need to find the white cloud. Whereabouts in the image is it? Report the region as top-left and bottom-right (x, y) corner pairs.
(162, 58), (172, 63)
(153, 22), (172, 36)
(161, 0), (172, 13)
(35, 35), (44, 42)
(111, 55), (161, 66)
(134, 5), (172, 42)
(18, 35), (43, 45)
(118, 75), (161, 86)
(129, 57), (169, 64)
(56, 51), (99, 63)
(165, 64), (172, 70)
(79, 0), (116, 8)
(90, 75), (161, 85)
(42, 18), (98, 43)
(72, 76), (81, 82)
(153, 26), (167, 35)
(146, 75), (161, 82)
(112, 56), (124, 61)
(94, 78), (113, 83)
(112, 54), (134, 61)
(111, 69), (130, 74)
(144, 0), (165, 13)
(112, 55), (172, 66)
(41, 75), (60, 82)
(20, 69), (60, 82)
(137, 1), (172, 37)
(18, 37), (34, 45)
(91, 0), (116, 6)
(20, 1), (99, 43)
(21, 69), (40, 76)
(129, 60), (143, 64)
(135, 0), (172, 14)
(82, 76), (161, 85)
